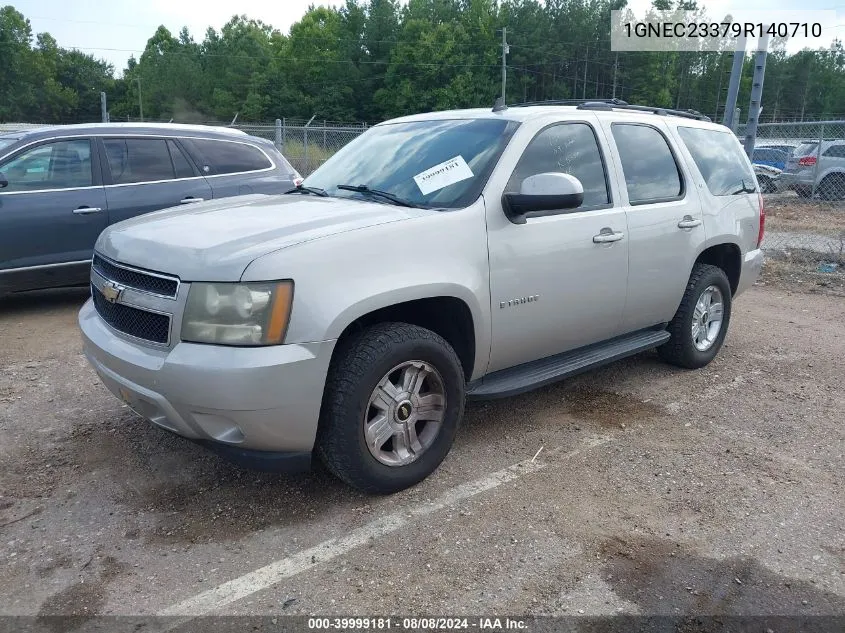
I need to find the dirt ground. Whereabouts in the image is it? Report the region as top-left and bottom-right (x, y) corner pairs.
(0, 282), (843, 628)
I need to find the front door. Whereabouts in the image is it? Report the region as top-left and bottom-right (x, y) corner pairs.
(0, 138), (108, 292)
(98, 137), (212, 225)
(486, 120), (629, 373)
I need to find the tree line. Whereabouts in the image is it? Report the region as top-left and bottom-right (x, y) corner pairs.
(1, 0), (844, 126)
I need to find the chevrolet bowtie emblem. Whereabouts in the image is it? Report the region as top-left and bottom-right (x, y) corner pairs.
(101, 280), (125, 303)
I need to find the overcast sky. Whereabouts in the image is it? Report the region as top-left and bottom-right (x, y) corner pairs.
(14, 0), (845, 74)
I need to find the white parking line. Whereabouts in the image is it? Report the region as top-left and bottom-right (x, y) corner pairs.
(160, 435), (612, 618)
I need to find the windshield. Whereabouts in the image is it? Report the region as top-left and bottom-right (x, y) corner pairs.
(0, 137), (19, 154)
(303, 118), (519, 209)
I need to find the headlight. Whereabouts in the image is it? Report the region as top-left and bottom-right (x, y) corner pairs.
(181, 281), (293, 346)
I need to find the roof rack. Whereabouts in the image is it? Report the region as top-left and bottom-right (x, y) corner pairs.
(512, 98), (630, 108)
(510, 98), (711, 122)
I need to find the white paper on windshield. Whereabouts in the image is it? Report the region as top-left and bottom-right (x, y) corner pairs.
(413, 155), (474, 195)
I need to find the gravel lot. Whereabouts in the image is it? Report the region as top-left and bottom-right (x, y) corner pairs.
(0, 284), (843, 625)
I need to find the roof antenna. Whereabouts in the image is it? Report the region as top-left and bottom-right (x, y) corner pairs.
(492, 97), (507, 112)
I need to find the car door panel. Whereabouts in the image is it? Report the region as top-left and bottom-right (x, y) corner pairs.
(486, 207), (629, 372)
(598, 120), (704, 332)
(98, 137), (212, 225)
(485, 119), (629, 373)
(0, 137), (107, 292)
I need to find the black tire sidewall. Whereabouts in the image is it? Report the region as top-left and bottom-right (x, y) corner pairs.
(680, 268), (732, 366)
(326, 327), (465, 493)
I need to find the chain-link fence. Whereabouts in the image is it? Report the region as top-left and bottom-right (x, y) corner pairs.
(734, 120), (845, 282)
(235, 119), (367, 177)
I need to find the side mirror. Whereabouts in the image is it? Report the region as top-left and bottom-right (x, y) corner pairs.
(0, 172), (7, 189)
(502, 172), (584, 224)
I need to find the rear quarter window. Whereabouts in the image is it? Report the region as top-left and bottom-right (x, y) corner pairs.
(795, 142), (818, 156)
(677, 126), (756, 196)
(187, 139), (273, 175)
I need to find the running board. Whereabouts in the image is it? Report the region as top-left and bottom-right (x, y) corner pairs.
(467, 328), (670, 400)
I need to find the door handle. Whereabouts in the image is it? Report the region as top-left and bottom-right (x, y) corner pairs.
(72, 206), (103, 215)
(180, 197), (205, 204)
(678, 216), (702, 229)
(593, 230), (625, 244)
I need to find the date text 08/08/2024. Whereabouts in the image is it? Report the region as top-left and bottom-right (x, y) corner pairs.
(307, 617), (528, 630)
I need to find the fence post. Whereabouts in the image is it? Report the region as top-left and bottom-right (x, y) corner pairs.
(323, 120), (327, 150)
(304, 115), (316, 175)
(275, 119), (282, 150)
(811, 123), (824, 199)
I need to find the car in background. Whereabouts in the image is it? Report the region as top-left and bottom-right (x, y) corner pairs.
(753, 163), (782, 193)
(0, 123), (301, 295)
(751, 146), (792, 171)
(780, 139), (845, 200)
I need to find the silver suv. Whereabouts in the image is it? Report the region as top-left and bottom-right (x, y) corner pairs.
(79, 101), (765, 493)
(780, 139), (845, 200)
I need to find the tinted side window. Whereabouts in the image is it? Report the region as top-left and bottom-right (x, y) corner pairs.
(168, 140), (195, 178)
(103, 138), (175, 184)
(612, 124), (682, 203)
(677, 127), (757, 196)
(823, 144), (845, 158)
(506, 123), (610, 208)
(190, 139), (272, 175)
(0, 139), (92, 192)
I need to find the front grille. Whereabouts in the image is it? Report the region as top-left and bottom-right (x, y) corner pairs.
(92, 285), (170, 344)
(92, 254), (178, 298)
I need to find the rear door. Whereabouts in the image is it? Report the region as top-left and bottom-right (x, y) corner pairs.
(0, 137), (107, 291)
(99, 136), (212, 225)
(598, 120), (704, 333)
(180, 137), (294, 197)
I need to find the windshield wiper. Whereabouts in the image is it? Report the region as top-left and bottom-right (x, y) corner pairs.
(284, 184), (329, 197)
(336, 184), (420, 208)
(730, 179), (757, 195)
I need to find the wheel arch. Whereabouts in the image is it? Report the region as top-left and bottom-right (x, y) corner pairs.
(325, 288), (483, 382)
(694, 241), (742, 295)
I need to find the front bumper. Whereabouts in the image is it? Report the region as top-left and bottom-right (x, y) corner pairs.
(778, 172), (813, 190)
(736, 248), (764, 296)
(79, 299), (336, 468)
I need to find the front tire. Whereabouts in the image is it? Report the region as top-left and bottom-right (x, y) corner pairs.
(659, 264), (732, 369)
(317, 322), (465, 494)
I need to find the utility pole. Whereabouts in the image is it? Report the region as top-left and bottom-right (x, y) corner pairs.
(743, 31), (770, 158)
(135, 78), (144, 122)
(722, 34), (746, 129)
(612, 53), (619, 99)
(100, 92), (108, 123)
(501, 28), (509, 103)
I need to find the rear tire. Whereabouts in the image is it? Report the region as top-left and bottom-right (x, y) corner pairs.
(317, 322), (465, 494)
(659, 264), (732, 369)
(818, 173), (845, 201)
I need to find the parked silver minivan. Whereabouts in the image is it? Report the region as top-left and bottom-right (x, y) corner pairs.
(0, 123), (301, 295)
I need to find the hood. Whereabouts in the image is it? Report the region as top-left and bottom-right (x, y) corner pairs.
(96, 194), (425, 281)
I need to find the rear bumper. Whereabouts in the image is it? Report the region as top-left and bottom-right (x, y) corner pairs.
(736, 248), (764, 297)
(79, 298), (336, 462)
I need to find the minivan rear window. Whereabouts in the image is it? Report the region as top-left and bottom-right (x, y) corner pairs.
(677, 127), (757, 196)
(795, 142), (818, 156)
(188, 139), (273, 175)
